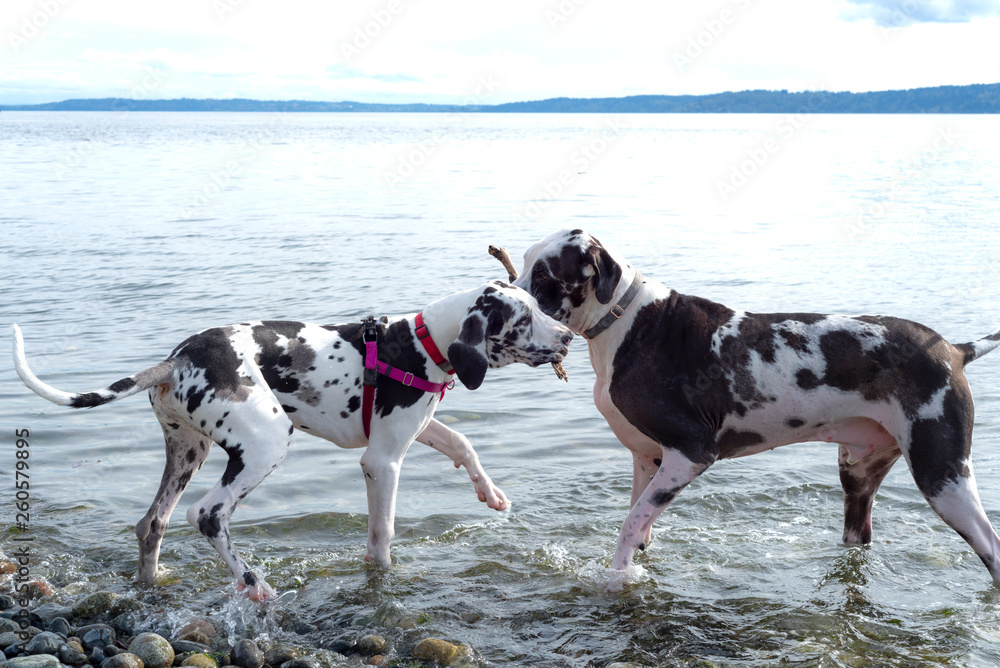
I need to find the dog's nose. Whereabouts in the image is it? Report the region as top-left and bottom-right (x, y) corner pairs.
(560, 331), (574, 346)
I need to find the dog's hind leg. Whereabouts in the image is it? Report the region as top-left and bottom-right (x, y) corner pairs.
(905, 387), (1000, 586)
(185, 395), (292, 601)
(839, 444), (902, 545)
(135, 416), (212, 585)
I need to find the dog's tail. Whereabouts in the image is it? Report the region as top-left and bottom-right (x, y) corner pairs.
(955, 328), (1000, 367)
(13, 324), (178, 408)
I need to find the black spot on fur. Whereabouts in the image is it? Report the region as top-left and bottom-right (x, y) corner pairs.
(908, 387), (972, 496)
(70, 392), (113, 408)
(786, 418), (805, 428)
(281, 404), (297, 413)
(796, 369), (822, 390)
(347, 395), (361, 412)
(653, 458), (662, 467)
(241, 570), (257, 587)
(219, 441), (245, 487)
(198, 502), (225, 538)
(718, 429), (765, 456)
(651, 488), (678, 506)
(109, 377), (136, 393)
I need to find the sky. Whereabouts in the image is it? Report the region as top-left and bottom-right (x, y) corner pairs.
(2, 0), (998, 105)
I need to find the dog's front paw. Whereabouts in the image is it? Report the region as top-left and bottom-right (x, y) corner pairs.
(236, 571), (274, 602)
(471, 473), (509, 511)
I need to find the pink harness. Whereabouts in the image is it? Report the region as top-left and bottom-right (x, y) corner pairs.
(361, 314), (454, 438)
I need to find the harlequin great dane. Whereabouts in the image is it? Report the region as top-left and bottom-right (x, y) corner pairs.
(511, 228), (1000, 590)
(13, 280), (572, 600)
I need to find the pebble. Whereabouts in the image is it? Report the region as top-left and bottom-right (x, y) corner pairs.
(91, 646), (107, 665)
(47, 617), (72, 637)
(72, 593), (120, 620)
(364, 656), (387, 667)
(176, 631), (209, 646)
(176, 619), (216, 639)
(180, 654), (217, 668)
(128, 633), (175, 668)
(0, 595), (13, 611)
(278, 659), (318, 668)
(169, 640), (212, 655)
(263, 647), (299, 666)
(79, 625), (116, 651)
(229, 639), (264, 668)
(411, 638), (460, 666)
(31, 604), (73, 625)
(356, 636), (388, 656)
(3, 654), (61, 668)
(58, 643), (90, 666)
(0, 618), (21, 634)
(101, 653), (145, 668)
(24, 632), (62, 655)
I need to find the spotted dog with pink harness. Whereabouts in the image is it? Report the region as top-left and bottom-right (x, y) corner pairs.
(13, 280), (573, 600)
(511, 229), (1000, 590)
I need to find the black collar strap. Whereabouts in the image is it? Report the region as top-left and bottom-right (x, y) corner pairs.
(582, 272), (644, 340)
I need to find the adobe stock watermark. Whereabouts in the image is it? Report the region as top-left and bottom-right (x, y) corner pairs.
(340, 0), (406, 63)
(843, 127), (958, 242)
(715, 91), (830, 202)
(545, 0), (589, 29)
(382, 74), (501, 189)
(7, 0), (72, 52)
(517, 116), (629, 222)
(673, 0), (753, 73)
(213, 0), (248, 21)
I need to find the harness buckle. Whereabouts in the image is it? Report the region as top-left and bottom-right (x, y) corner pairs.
(362, 316), (378, 342)
(402, 372), (414, 386)
(610, 304), (625, 319)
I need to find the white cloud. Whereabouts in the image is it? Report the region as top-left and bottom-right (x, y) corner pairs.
(0, 0), (997, 105)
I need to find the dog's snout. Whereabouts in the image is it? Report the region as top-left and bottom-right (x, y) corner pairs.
(559, 330), (574, 346)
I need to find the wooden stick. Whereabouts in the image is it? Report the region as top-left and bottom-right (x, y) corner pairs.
(488, 244), (568, 382)
(488, 245), (519, 283)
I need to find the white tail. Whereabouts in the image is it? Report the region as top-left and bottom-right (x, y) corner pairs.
(12, 324), (177, 408)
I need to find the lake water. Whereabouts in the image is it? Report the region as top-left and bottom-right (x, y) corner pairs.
(2, 111), (1000, 666)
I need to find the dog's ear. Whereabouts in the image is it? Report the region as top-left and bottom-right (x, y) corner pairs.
(586, 243), (622, 304)
(447, 313), (489, 390)
(447, 341), (488, 390)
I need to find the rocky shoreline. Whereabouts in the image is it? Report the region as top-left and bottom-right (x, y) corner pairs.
(0, 589), (479, 668)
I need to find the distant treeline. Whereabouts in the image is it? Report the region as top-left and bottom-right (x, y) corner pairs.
(3, 83), (998, 113)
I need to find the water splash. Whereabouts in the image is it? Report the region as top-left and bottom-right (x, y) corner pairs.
(577, 559), (647, 592)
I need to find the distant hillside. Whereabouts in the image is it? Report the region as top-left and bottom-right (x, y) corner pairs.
(2, 83), (998, 113)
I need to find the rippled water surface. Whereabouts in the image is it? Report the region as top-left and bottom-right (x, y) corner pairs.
(2, 112), (1000, 666)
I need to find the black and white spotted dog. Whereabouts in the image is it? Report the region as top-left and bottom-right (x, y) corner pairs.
(511, 229), (1000, 590)
(13, 280), (572, 600)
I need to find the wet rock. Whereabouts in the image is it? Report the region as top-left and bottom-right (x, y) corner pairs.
(32, 603), (74, 625)
(0, 619), (20, 634)
(25, 631), (63, 655)
(230, 639), (264, 668)
(364, 656), (387, 667)
(22, 581), (54, 600)
(128, 633), (175, 668)
(356, 636), (388, 656)
(180, 655), (217, 668)
(108, 599), (144, 619)
(169, 640), (211, 655)
(110, 613), (141, 638)
(58, 643), (91, 666)
(73, 593), (121, 620)
(0, 632), (25, 650)
(263, 647), (299, 666)
(0, 595), (13, 610)
(4, 655), (61, 668)
(47, 617), (72, 636)
(66, 639), (86, 653)
(105, 645), (122, 657)
(175, 620), (216, 640)
(91, 646), (107, 665)
(411, 638), (460, 665)
(80, 625), (116, 651)
(278, 659), (318, 668)
(0, 562), (15, 575)
(101, 653), (145, 668)
(177, 631), (209, 646)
